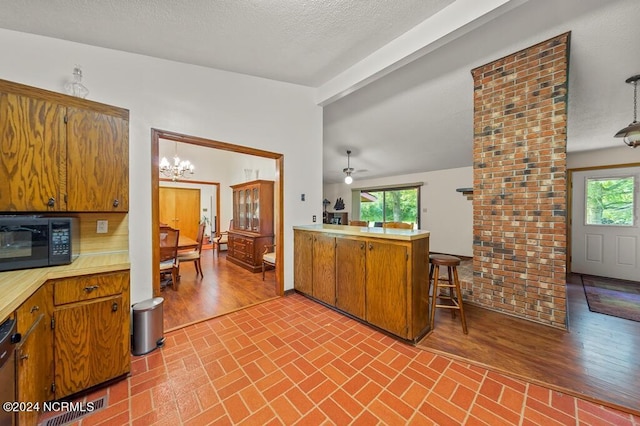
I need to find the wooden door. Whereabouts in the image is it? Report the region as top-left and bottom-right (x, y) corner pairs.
(54, 295), (128, 398)
(365, 240), (408, 338)
(66, 107), (129, 211)
(16, 285), (54, 426)
(0, 92), (65, 211)
(312, 234), (336, 305)
(159, 187), (201, 239)
(336, 237), (366, 318)
(294, 230), (313, 295)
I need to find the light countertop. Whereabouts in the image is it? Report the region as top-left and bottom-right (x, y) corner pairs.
(0, 252), (130, 322)
(293, 224), (430, 241)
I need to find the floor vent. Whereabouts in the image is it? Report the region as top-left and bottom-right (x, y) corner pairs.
(39, 395), (108, 426)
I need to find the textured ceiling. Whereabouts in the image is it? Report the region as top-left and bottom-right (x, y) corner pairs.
(0, 0), (453, 86)
(0, 0), (638, 185)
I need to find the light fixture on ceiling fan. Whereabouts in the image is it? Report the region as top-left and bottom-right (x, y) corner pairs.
(159, 142), (195, 181)
(343, 150), (354, 184)
(614, 74), (640, 148)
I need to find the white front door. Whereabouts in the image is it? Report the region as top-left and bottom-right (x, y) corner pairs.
(571, 167), (640, 280)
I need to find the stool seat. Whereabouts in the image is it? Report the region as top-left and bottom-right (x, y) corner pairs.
(429, 254), (461, 267)
(429, 254), (468, 334)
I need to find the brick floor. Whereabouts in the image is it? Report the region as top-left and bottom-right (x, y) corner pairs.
(57, 293), (636, 425)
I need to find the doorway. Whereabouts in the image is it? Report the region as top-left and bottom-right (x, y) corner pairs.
(569, 164), (640, 280)
(151, 129), (284, 321)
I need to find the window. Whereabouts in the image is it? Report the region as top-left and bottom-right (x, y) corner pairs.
(585, 176), (635, 226)
(359, 186), (420, 228)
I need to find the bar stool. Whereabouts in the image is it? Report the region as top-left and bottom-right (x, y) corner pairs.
(429, 254), (468, 334)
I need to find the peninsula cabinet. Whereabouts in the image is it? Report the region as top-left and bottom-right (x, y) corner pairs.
(15, 284), (54, 426)
(293, 225), (431, 341)
(0, 78), (129, 212)
(227, 180), (274, 272)
(294, 232), (336, 305)
(51, 270), (131, 398)
(335, 237), (366, 319)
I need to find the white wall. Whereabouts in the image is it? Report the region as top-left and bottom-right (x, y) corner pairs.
(0, 29), (323, 302)
(567, 145), (640, 169)
(159, 139), (277, 236)
(324, 166), (474, 256)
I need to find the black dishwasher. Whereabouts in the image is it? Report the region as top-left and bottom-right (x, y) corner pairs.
(0, 318), (17, 426)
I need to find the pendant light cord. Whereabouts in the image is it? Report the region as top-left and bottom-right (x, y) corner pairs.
(633, 79), (638, 123)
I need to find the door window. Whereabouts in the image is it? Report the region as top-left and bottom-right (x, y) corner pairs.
(585, 176), (635, 226)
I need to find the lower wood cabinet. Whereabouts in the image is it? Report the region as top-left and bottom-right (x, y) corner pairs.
(52, 271), (131, 398)
(335, 238), (366, 319)
(15, 284), (54, 426)
(12, 269), (131, 416)
(294, 229), (430, 341)
(312, 234), (336, 305)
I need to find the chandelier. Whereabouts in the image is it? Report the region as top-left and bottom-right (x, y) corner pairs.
(159, 143), (195, 181)
(614, 74), (640, 148)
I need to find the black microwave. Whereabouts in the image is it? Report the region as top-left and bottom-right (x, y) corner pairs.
(0, 217), (80, 273)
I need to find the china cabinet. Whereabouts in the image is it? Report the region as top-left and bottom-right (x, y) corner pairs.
(228, 180), (274, 272)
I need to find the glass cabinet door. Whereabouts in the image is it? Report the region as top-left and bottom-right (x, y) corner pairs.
(238, 189), (245, 229)
(245, 188), (252, 230)
(252, 187), (260, 231)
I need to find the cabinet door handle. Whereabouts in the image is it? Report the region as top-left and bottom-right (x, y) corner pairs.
(29, 305), (40, 313)
(83, 285), (99, 293)
(47, 197), (55, 207)
(360, 243), (365, 249)
(113, 199), (120, 207)
(20, 353), (29, 361)
(368, 243), (373, 250)
(112, 302), (118, 312)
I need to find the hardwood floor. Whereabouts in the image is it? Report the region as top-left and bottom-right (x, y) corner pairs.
(417, 272), (640, 416)
(160, 248), (278, 331)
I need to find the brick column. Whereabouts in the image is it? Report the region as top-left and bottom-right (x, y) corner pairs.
(469, 33), (570, 329)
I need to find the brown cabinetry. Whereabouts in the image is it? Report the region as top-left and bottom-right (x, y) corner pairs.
(294, 227), (430, 341)
(312, 234), (336, 305)
(293, 231), (337, 306)
(15, 284), (54, 426)
(51, 270), (130, 398)
(0, 78), (129, 212)
(335, 237), (366, 318)
(227, 180), (274, 272)
(66, 107), (129, 211)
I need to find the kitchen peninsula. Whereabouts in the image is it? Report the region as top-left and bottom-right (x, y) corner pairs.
(293, 224), (430, 341)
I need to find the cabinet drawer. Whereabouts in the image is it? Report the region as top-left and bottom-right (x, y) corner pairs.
(53, 271), (129, 305)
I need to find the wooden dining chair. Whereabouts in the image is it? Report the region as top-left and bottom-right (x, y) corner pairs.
(262, 244), (276, 280)
(159, 227), (180, 289)
(383, 221), (414, 229)
(178, 222), (206, 277)
(214, 220), (232, 256)
(349, 220), (368, 226)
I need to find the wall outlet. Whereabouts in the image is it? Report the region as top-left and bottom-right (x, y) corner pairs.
(96, 220), (109, 234)
(312, 215), (316, 222)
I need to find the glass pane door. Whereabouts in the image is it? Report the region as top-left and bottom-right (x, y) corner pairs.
(252, 187), (260, 231)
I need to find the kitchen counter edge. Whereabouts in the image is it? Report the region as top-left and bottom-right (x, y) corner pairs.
(293, 224), (430, 240)
(0, 251), (130, 322)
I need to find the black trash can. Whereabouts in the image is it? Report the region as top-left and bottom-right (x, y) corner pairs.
(132, 297), (165, 355)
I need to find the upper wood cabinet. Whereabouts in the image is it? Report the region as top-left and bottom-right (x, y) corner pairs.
(0, 92), (65, 211)
(66, 107), (129, 211)
(0, 79), (129, 212)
